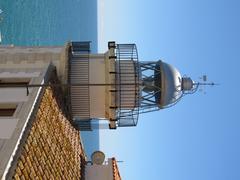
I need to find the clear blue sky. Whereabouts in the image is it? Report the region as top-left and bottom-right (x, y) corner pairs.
(97, 0), (240, 179)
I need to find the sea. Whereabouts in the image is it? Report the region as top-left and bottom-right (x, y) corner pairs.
(0, 0), (99, 159)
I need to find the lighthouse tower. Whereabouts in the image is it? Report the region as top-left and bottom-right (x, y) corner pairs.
(0, 41), (206, 131)
(68, 41), (202, 130)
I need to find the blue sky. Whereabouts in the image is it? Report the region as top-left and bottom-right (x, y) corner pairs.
(97, 0), (240, 179)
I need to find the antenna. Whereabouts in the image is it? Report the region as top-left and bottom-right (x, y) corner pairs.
(203, 75), (207, 82)
(117, 161), (124, 163)
(197, 75), (218, 94)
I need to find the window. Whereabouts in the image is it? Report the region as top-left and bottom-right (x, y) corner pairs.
(0, 78), (29, 86)
(0, 104), (17, 117)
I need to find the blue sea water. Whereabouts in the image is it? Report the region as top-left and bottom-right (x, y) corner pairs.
(0, 0), (99, 158)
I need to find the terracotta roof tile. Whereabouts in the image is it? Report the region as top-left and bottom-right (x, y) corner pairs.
(112, 158), (122, 180)
(10, 84), (86, 179)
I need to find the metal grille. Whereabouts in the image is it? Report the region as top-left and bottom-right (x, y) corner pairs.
(115, 44), (140, 127)
(69, 42), (91, 127)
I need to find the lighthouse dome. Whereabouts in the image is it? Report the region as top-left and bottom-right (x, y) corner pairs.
(158, 61), (183, 108)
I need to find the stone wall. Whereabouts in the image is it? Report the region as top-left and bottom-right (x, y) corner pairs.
(11, 87), (85, 179)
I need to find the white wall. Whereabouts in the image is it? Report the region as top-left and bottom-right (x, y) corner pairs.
(85, 159), (113, 180)
(0, 71), (42, 139)
(0, 118), (18, 139)
(0, 71), (41, 103)
(89, 56), (106, 118)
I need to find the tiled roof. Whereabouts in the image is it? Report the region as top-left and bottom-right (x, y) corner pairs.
(112, 158), (122, 180)
(8, 77), (86, 179)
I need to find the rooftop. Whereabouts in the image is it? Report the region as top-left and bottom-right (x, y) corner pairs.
(0, 65), (86, 179)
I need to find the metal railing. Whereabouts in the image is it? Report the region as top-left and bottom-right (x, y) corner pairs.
(115, 44), (140, 127)
(69, 42), (91, 130)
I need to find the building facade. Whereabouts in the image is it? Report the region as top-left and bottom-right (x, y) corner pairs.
(0, 43), (85, 179)
(85, 158), (121, 180)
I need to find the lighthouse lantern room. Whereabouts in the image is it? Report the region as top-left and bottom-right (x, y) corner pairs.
(68, 41), (200, 130)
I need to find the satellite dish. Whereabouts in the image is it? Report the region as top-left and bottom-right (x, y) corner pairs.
(91, 151), (105, 165)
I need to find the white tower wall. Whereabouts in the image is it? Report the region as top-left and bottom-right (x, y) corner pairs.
(89, 55), (106, 118)
(70, 53), (108, 121)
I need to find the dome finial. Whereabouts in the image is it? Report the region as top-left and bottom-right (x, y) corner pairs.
(182, 75), (218, 95)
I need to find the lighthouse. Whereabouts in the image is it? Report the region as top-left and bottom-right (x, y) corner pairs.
(68, 41), (201, 130)
(0, 41), (208, 131)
